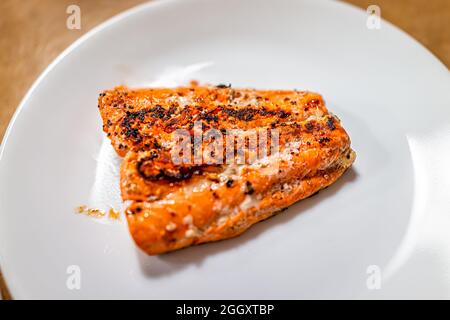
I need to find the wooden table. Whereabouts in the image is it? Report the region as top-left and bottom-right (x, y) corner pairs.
(0, 0), (448, 300)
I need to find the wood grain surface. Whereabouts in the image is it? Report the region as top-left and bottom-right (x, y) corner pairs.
(0, 0), (448, 300)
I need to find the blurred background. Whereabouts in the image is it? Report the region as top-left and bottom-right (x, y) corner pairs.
(0, 0), (449, 300)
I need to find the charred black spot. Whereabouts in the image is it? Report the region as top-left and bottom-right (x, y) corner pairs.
(305, 122), (314, 132)
(136, 157), (202, 183)
(148, 150), (159, 160)
(153, 140), (161, 149)
(221, 106), (291, 122)
(222, 107), (256, 121)
(277, 110), (290, 119)
(258, 107), (270, 117)
(121, 111), (148, 142)
(149, 105), (168, 119)
(327, 117), (336, 131)
(127, 128), (141, 142)
(318, 137), (331, 144)
(244, 181), (255, 195)
(199, 110), (219, 123)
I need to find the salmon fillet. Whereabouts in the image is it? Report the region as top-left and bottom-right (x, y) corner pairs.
(98, 83), (356, 255)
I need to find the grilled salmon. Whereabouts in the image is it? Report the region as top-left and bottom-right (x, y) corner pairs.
(98, 83), (355, 255)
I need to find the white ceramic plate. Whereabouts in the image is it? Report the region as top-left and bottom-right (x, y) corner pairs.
(1, 0), (449, 299)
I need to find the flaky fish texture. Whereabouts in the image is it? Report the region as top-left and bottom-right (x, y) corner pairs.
(98, 83), (356, 255)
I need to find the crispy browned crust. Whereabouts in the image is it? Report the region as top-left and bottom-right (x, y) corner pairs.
(98, 83), (355, 255)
